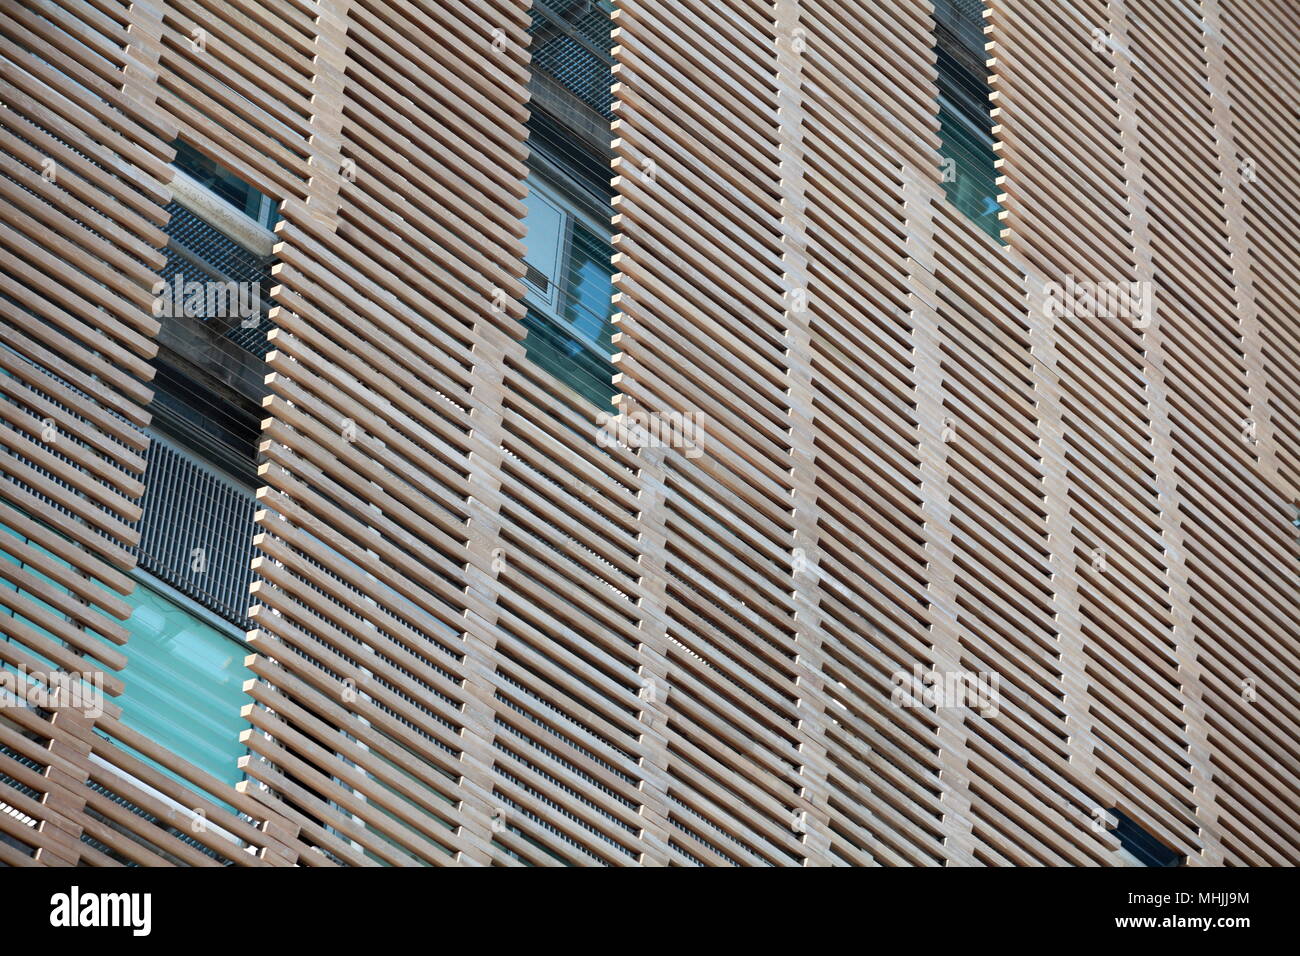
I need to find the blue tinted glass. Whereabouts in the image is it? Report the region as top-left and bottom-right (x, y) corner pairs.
(562, 220), (615, 347)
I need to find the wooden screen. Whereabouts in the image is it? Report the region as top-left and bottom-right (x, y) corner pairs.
(1, 0), (1296, 866)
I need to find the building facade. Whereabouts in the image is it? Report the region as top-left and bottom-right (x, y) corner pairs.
(0, 0), (1297, 866)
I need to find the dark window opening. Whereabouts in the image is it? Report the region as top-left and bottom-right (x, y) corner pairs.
(933, 0), (1003, 241)
(172, 139), (280, 230)
(148, 362), (261, 478)
(159, 201), (277, 362)
(151, 140), (279, 477)
(1112, 808), (1184, 867)
(523, 4), (617, 411)
(135, 141), (280, 623)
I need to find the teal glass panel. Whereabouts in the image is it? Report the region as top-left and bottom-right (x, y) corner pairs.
(522, 308), (617, 410)
(938, 101), (1003, 241)
(1, 522), (73, 673)
(562, 221), (615, 348)
(520, 219), (617, 409)
(117, 583), (251, 787)
(934, 0), (1005, 242)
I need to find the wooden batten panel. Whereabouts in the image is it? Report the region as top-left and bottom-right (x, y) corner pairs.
(5, 0), (1297, 868)
(1219, 0), (1300, 501)
(1, 0), (316, 867)
(1214, 0), (1300, 863)
(985, 0), (1194, 864)
(0, 0), (171, 864)
(613, 0), (832, 867)
(244, 0), (541, 866)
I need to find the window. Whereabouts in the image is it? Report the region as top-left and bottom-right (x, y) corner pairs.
(0, 522), (75, 673)
(114, 581), (252, 789)
(523, 0), (617, 410)
(1112, 808), (1184, 867)
(158, 200), (276, 359)
(130, 432), (258, 628)
(527, 0), (616, 121)
(172, 139), (279, 230)
(520, 169), (617, 409)
(522, 180), (567, 310)
(933, 0), (1003, 241)
(154, 141), (279, 475)
(0, 523), (251, 788)
(0, 135), (274, 809)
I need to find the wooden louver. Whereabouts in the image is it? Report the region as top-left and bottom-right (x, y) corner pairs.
(0, 0), (1297, 866)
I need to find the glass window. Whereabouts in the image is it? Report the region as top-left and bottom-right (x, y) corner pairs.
(520, 174), (617, 408)
(116, 582), (252, 788)
(938, 98), (1002, 238)
(1111, 808), (1184, 867)
(564, 220), (616, 349)
(933, 0), (1004, 241)
(522, 185), (566, 308)
(171, 139), (279, 230)
(2, 523), (249, 787)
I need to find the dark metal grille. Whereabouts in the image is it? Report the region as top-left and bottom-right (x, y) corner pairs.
(130, 436), (257, 628)
(0, 747), (45, 805)
(528, 1), (614, 118)
(161, 202), (277, 358)
(0, 353), (256, 629)
(84, 777), (234, 865)
(0, 747), (44, 857)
